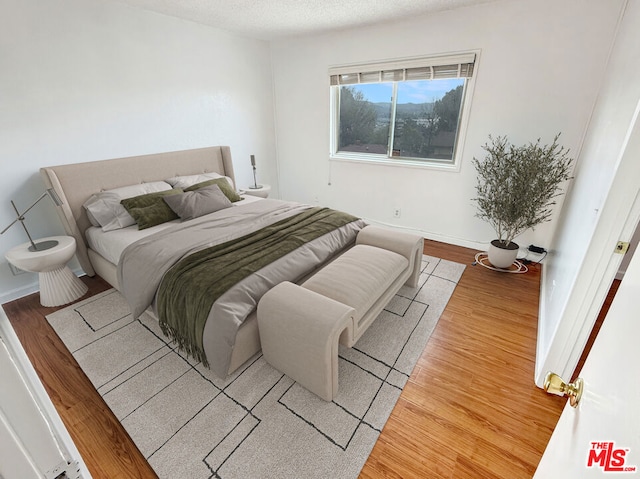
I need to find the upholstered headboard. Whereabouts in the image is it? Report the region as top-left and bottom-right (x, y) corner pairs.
(40, 146), (235, 276)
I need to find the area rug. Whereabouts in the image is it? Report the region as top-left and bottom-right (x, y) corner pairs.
(47, 254), (464, 479)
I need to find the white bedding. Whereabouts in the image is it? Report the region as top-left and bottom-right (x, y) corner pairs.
(85, 194), (263, 265)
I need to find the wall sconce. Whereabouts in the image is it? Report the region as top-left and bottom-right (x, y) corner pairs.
(249, 155), (263, 190)
(1, 188), (63, 251)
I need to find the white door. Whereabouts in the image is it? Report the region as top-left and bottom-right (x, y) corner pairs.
(534, 246), (640, 477)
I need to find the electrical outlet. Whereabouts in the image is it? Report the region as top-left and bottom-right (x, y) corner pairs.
(393, 208), (401, 218)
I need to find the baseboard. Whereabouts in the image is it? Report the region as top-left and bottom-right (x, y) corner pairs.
(0, 278), (39, 305)
(362, 218), (488, 251)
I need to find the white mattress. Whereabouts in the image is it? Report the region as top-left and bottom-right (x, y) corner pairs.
(85, 194), (264, 265)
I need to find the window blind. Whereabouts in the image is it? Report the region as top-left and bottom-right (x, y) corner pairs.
(329, 53), (475, 86)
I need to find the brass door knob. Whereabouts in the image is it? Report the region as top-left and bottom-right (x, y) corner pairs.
(543, 372), (584, 407)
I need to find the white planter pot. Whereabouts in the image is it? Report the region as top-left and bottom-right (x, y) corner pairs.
(488, 240), (519, 269)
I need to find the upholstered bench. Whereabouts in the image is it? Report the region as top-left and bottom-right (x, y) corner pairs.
(257, 225), (423, 401)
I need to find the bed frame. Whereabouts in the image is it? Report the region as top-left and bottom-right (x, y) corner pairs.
(40, 147), (261, 374)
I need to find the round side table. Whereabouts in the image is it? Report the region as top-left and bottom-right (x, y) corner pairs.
(5, 235), (88, 307)
(243, 184), (271, 198)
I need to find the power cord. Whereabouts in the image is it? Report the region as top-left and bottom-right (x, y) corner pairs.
(521, 245), (548, 265)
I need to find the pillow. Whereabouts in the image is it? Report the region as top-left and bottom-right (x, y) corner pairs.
(163, 184), (233, 220)
(185, 178), (243, 203)
(83, 181), (172, 231)
(85, 208), (101, 228)
(120, 189), (183, 230)
(84, 191), (136, 231)
(165, 172), (235, 190)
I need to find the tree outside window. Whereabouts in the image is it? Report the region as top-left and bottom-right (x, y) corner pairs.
(337, 78), (465, 163)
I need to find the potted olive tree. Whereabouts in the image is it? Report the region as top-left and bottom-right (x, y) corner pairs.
(472, 134), (573, 269)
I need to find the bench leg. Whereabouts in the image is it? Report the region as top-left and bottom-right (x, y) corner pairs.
(257, 282), (355, 401)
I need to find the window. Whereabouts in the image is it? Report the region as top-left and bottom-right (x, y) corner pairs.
(330, 53), (476, 167)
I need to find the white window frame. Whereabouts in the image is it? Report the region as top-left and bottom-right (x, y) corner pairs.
(329, 51), (479, 172)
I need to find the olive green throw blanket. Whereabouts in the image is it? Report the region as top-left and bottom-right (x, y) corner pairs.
(156, 207), (359, 367)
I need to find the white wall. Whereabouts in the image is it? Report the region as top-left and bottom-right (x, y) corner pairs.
(537, 0), (640, 383)
(0, 0), (277, 303)
(270, 0), (623, 251)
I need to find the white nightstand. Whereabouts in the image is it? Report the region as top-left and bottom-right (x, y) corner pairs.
(243, 184), (271, 198)
(5, 235), (88, 307)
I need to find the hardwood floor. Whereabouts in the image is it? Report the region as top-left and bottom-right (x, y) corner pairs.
(362, 241), (566, 478)
(3, 240), (567, 479)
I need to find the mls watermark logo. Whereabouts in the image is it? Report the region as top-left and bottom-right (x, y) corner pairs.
(588, 442), (637, 472)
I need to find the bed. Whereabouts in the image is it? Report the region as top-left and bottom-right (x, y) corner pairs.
(40, 146), (367, 376)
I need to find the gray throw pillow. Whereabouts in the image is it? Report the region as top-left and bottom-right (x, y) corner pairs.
(163, 184), (233, 220)
(184, 177), (243, 202)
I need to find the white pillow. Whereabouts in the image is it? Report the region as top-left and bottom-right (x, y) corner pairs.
(165, 172), (235, 190)
(83, 181), (172, 231)
(85, 209), (101, 227)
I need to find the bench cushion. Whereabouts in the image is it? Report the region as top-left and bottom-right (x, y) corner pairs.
(302, 244), (408, 327)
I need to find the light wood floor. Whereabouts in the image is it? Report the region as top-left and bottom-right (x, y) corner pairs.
(4, 240), (567, 479)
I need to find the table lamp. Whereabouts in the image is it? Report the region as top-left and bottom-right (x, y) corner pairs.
(249, 155), (263, 190)
(1, 188), (63, 252)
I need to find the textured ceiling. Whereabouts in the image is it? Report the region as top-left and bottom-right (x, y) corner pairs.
(110, 0), (499, 40)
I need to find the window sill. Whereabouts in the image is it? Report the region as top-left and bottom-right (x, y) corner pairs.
(329, 153), (461, 172)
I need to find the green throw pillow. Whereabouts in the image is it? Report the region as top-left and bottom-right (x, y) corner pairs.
(121, 189), (183, 230)
(184, 178), (242, 202)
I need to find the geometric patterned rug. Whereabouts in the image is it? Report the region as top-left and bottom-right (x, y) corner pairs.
(47, 254), (464, 478)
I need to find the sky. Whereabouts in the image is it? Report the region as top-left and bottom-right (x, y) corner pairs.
(355, 78), (464, 104)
